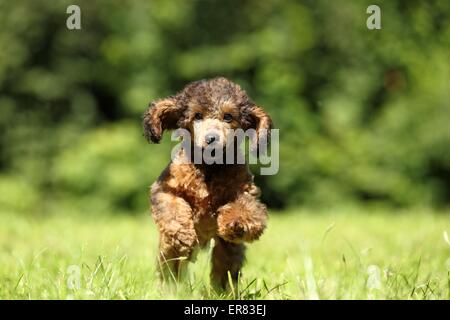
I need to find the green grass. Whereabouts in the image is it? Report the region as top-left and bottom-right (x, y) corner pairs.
(1, 207), (449, 299)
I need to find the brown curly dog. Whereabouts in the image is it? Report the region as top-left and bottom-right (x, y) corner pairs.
(143, 77), (272, 289)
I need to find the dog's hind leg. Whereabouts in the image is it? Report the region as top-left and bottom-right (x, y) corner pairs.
(210, 237), (246, 290)
(151, 190), (198, 283)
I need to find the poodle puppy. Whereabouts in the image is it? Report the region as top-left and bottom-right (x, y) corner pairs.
(142, 77), (272, 288)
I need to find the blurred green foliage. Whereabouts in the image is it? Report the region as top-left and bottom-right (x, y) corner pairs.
(0, 0), (449, 214)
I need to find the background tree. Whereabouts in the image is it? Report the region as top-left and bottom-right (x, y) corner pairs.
(0, 0), (448, 215)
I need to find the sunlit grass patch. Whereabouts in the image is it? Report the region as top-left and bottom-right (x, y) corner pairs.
(0, 207), (449, 299)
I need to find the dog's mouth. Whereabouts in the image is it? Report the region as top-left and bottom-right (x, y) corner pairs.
(202, 145), (227, 153)
(199, 144), (228, 163)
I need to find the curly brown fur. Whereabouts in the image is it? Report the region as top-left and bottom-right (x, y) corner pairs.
(143, 77), (272, 289)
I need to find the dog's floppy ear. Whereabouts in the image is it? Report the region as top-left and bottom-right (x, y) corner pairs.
(143, 96), (183, 143)
(244, 104), (273, 154)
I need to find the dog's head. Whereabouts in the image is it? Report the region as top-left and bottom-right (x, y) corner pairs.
(143, 77), (272, 152)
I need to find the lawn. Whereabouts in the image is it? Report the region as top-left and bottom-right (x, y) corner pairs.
(0, 207), (449, 299)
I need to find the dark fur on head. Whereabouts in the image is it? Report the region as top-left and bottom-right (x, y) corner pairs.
(143, 77), (272, 151)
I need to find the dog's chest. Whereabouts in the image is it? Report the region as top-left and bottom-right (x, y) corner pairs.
(165, 163), (253, 244)
(187, 169), (235, 213)
(168, 164), (246, 213)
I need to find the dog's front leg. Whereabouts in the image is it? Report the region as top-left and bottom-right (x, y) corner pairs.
(151, 190), (198, 282)
(216, 192), (267, 244)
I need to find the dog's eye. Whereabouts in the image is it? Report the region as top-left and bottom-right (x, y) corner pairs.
(194, 112), (203, 120)
(223, 113), (233, 122)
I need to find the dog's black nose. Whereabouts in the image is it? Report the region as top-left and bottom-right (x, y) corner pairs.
(205, 134), (219, 145)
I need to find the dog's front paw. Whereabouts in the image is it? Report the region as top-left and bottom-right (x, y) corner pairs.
(218, 219), (247, 243)
(217, 213), (265, 243)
